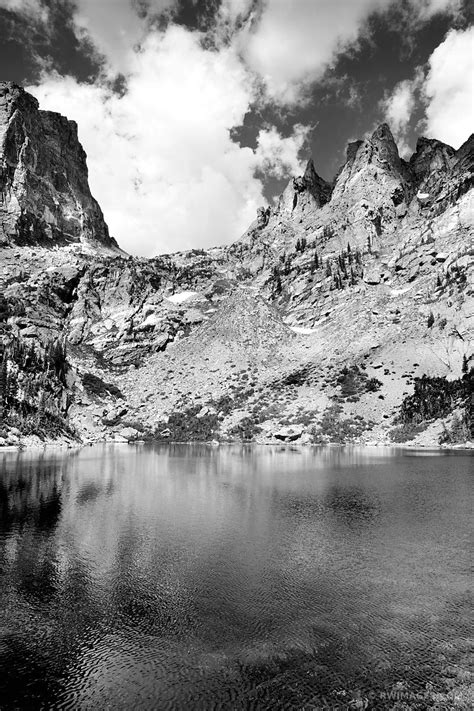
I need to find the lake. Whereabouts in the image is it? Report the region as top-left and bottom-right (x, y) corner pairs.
(0, 444), (472, 709)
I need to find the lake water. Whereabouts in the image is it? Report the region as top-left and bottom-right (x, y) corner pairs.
(0, 444), (472, 710)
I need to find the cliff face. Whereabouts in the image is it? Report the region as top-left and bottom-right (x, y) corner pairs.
(0, 82), (118, 250)
(0, 85), (472, 448)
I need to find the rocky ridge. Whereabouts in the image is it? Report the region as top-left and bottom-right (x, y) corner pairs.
(0, 83), (472, 449)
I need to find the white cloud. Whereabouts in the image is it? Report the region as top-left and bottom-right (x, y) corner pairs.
(255, 124), (311, 178)
(240, 0), (397, 105)
(0, 0), (48, 22)
(29, 26), (309, 256)
(384, 81), (415, 133)
(71, 0), (178, 72)
(416, 0), (462, 19)
(219, 0), (255, 24)
(381, 26), (473, 153)
(382, 72), (423, 156)
(20, 0), (469, 256)
(423, 27), (474, 148)
(237, 0), (464, 105)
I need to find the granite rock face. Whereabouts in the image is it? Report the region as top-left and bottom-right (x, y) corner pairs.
(0, 85), (472, 447)
(0, 82), (118, 250)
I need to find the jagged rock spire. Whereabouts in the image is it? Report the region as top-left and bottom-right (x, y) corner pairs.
(300, 158), (332, 206)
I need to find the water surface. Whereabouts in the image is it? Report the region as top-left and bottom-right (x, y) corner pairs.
(0, 445), (472, 709)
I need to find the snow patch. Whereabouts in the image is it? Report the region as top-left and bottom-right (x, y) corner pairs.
(290, 326), (317, 334)
(138, 313), (163, 330)
(390, 286), (412, 296)
(417, 191), (430, 201)
(165, 291), (199, 304)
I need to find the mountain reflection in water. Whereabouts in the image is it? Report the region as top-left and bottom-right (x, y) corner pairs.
(0, 444), (472, 710)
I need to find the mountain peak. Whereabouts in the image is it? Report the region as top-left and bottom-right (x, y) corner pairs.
(0, 83), (119, 252)
(301, 158), (333, 206)
(371, 122), (395, 142)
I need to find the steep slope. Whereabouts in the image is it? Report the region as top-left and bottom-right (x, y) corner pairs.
(0, 82), (119, 250)
(0, 84), (472, 448)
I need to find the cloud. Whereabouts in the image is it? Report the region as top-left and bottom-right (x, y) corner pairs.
(0, 0), (48, 22)
(254, 124), (312, 178)
(29, 25), (309, 256)
(19, 0), (469, 256)
(241, 0), (385, 105)
(382, 26), (473, 153)
(416, 0), (463, 20)
(381, 70), (424, 156)
(237, 0), (465, 105)
(423, 26), (474, 148)
(70, 0), (178, 72)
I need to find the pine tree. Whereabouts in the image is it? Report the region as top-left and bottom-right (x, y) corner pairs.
(462, 354), (469, 374)
(0, 354), (7, 413)
(427, 312), (435, 328)
(37, 389), (46, 425)
(0, 295), (9, 323)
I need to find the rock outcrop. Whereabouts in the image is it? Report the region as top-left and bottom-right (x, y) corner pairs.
(0, 85), (472, 448)
(0, 82), (119, 250)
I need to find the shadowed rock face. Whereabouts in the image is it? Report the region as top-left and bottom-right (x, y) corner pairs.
(0, 82), (118, 250)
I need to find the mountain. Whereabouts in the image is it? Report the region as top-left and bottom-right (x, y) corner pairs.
(0, 83), (472, 449)
(0, 82), (119, 251)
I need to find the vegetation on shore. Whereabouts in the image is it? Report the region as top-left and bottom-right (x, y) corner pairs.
(390, 370), (473, 443)
(0, 332), (74, 439)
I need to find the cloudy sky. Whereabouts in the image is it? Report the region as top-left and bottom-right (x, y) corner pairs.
(1, 0), (472, 255)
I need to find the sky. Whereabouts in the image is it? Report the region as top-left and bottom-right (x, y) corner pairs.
(0, 0), (472, 256)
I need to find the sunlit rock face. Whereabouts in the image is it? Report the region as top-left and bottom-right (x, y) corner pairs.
(276, 158), (333, 223)
(326, 124), (412, 247)
(0, 82), (118, 250)
(406, 134), (474, 217)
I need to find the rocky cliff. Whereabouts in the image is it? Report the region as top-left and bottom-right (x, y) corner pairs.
(0, 82), (119, 250)
(0, 85), (472, 449)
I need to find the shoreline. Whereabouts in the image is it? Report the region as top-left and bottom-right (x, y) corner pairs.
(1, 437), (473, 454)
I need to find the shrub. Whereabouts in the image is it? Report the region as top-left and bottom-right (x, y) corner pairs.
(311, 405), (369, 444)
(228, 416), (262, 441)
(154, 405), (219, 442)
(210, 394), (234, 416)
(336, 365), (381, 400)
(389, 422), (427, 442)
(439, 411), (471, 445)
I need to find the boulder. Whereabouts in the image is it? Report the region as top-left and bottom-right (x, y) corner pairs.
(119, 427), (140, 440)
(363, 267), (382, 285)
(274, 425), (303, 442)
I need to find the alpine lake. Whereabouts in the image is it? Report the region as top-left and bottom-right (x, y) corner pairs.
(0, 444), (472, 710)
